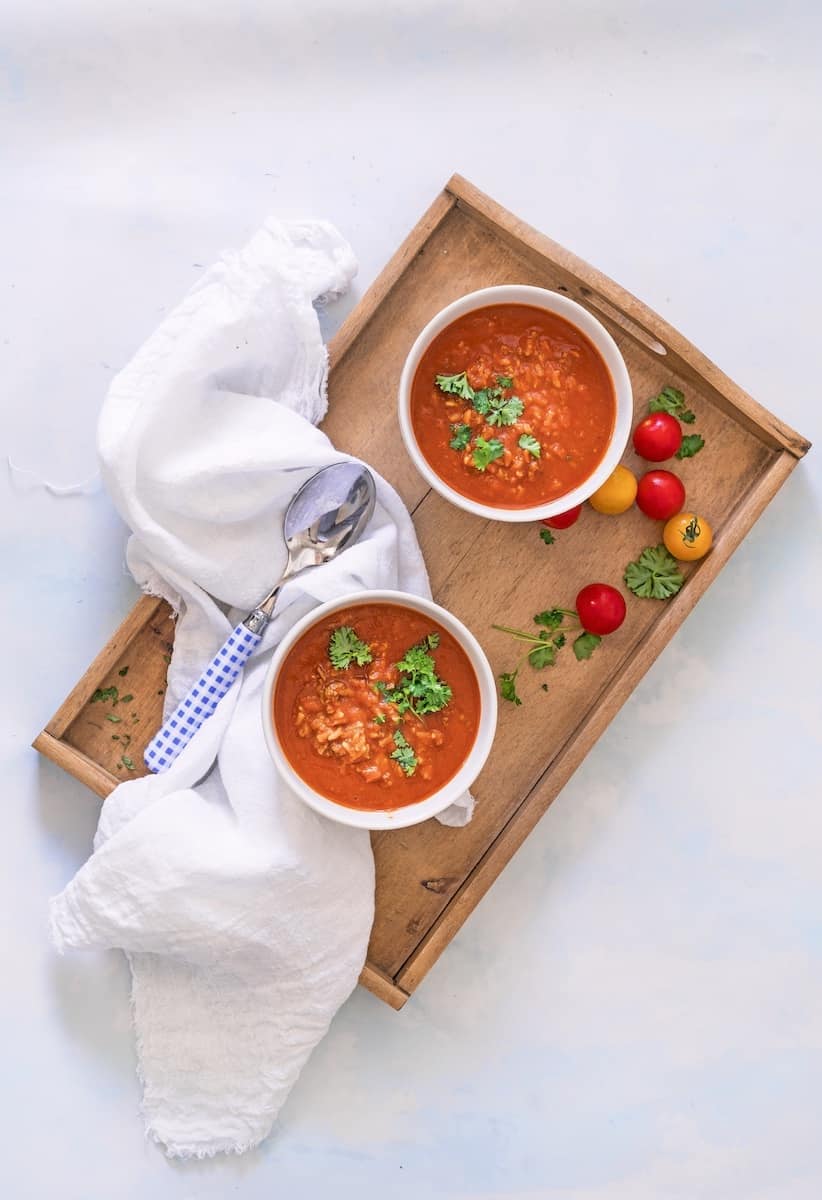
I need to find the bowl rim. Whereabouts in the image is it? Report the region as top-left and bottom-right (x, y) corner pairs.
(397, 283), (633, 522)
(260, 589), (498, 831)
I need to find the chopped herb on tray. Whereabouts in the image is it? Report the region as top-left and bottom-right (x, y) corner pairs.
(493, 586), (626, 705)
(624, 545), (684, 600)
(676, 433), (705, 460)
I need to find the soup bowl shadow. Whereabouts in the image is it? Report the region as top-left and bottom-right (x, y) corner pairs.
(261, 590), (498, 831)
(397, 284), (633, 522)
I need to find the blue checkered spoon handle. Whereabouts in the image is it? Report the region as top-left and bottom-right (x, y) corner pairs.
(143, 461), (377, 775)
(143, 617), (265, 773)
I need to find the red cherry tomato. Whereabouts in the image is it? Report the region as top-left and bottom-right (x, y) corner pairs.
(633, 412), (682, 461)
(636, 470), (686, 521)
(541, 504), (582, 530)
(575, 583), (626, 636)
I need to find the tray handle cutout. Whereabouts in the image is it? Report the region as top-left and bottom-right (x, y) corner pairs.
(556, 284), (668, 356)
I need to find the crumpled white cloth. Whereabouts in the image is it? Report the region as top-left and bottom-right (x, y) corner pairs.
(49, 217), (472, 1158)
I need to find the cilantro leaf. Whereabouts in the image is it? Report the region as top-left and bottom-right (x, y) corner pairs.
(390, 730), (418, 776)
(496, 374), (513, 388)
(486, 397), (524, 427)
(518, 433), (541, 458)
(499, 671), (522, 705)
(384, 637), (452, 718)
(649, 385), (696, 424)
(435, 371), (475, 400)
(539, 528), (555, 545)
(328, 626), (373, 669)
(624, 545), (684, 600)
(534, 609), (565, 630)
(472, 388), (492, 415)
(553, 633), (566, 648)
(373, 713), (386, 725)
(121, 755), (136, 771)
(472, 437), (505, 471)
(106, 713), (122, 723)
(573, 632), (602, 661)
(676, 434), (705, 459)
(449, 423), (472, 451)
(528, 643), (556, 669)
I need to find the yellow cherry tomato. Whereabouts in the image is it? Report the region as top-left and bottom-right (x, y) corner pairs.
(588, 465), (638, 514)
(663, 511), (713, 561)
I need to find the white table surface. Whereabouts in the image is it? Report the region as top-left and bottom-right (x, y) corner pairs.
(3, 2), (821, 1196)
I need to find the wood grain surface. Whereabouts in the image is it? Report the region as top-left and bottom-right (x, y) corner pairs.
(34, 177), (810, 1008)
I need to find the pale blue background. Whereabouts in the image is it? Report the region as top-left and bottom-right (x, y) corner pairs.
(2, 2), (821, 1197)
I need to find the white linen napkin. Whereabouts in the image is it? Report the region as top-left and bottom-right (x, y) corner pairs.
(49, 216), (472, 1158)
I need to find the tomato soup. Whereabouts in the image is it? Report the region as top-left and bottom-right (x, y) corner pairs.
(273, 603), (480, 811)
(410, 303), (616, 508)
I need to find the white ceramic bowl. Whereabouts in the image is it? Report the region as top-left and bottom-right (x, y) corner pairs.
(261, 590), (498, 831)
(397, 284), (633, 522)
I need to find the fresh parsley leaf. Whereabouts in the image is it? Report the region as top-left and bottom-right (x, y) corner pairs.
(435, 371), (475, 400)
(676, 434), (705, 459)
(120, 693), (134, 704)
(373, 713), (386, 725)
(528, 643), (556, 669)
(624, 545), (685, 600)
(649, 385), (696, 424)
(486, 396), (524, 427)
(573, 632), (602, 661)
(328, 626), (373, 669)
(534, 609), (565, 630)
(106, 714), (122, 723)
(390, 730), (418, 776)
(472, 437), (505, 471)
(499, 671), (522, 706)
(121, 755), (136, 771)
(471, 388), (492, 415)
(553, 633), (566, 648)
(382, 639), (452, 718)
(449, 423), (472, 451)
(496, 375), (513, 388)
(91, 686), (118, 704)
(518, 433), (541, 458)
(539, 528), (555, 546)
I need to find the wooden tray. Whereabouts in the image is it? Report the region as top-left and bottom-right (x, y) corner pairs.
(35, 175), (810, 1010)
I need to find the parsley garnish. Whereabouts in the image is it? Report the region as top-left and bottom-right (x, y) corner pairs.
(390, 730), (418, 776)
(539, 528), (555, 546)
(493, 603), (605, 704)
(328, 626), (373, 669)
(105, 714), (122, 723)
(496, 375), (513, 388)
(649, 386), (696, 424)
(676, 434), (705, 460)
(435, 371), (475, 399)
(499, 671), (522, 706)
(449, 424), (472, 451)
(472, 437), (504, 471)
(485, 396), (524, 427)
(387, 639), (452, 717)
(518, 433), (541, 458)
(534, 609), (568, 630)
(573, 632), (601, 661)
(91, 686), (118, 705)
(624, 545), (684, 600)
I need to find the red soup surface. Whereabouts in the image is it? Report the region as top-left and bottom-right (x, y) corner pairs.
(410, 303), (616, 508)
(273, 603), (480, 811)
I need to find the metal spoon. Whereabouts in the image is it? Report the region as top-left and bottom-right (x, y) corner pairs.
(144, 462), (377, 773)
